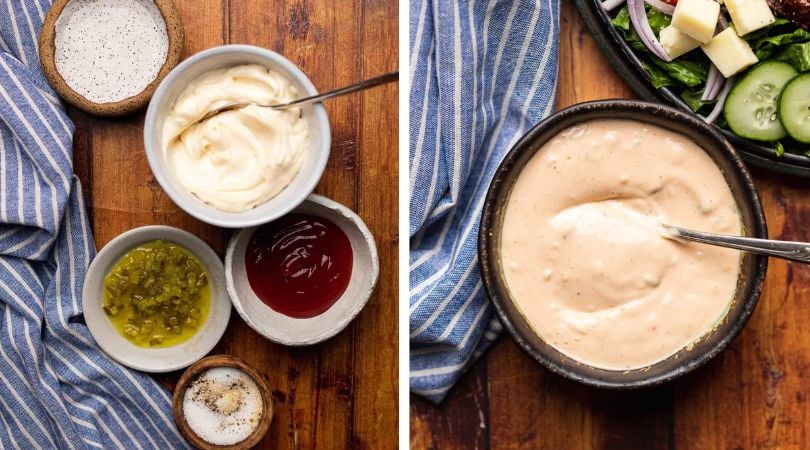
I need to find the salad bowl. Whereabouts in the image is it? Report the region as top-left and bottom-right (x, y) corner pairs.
(575, 0), (810, 177)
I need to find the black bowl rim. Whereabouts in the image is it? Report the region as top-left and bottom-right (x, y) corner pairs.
(573, 0), (810, 177)
(478, 99), (769, 389)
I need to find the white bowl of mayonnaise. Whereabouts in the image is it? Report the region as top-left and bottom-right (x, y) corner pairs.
(144, 45), (330, 228)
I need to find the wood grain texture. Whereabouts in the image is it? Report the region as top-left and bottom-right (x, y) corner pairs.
(69, 1), (398, 449)
(409, 1), (810, 448)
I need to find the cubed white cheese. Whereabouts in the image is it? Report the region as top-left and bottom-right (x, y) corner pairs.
(724, 0), (776, 36)
(701, 28), (759, 77)
(671, 0), (721, 44)
(660, 25), (702, 58)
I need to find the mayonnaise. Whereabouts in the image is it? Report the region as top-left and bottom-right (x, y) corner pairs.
(163, 64), (308, 212)
(501, 119), (742, 370)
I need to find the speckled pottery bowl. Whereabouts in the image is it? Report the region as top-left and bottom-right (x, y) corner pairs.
(479, 100), (769, 389)
(225, 194), (379, 346)
(39, 0), (184, 116)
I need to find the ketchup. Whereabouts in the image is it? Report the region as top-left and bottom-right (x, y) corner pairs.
(245, 213), (353, 318)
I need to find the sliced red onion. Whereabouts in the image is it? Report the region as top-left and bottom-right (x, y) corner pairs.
(704, 77), (735, 124)
(644, 0), (675, 15)
(628, 0), (672, 61)
(602, 0), (626, 11)
(702, 64), (723, 101)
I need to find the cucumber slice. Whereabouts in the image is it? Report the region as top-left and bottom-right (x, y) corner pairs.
(724, 61), (798, 142)
(778, 74), (810, 144)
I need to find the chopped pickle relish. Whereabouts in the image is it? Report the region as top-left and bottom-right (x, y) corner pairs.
(103, 240), (211, 348)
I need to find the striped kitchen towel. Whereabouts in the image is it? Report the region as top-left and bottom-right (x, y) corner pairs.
(0, 1), (188, 448)
(409, 0), (560, 403)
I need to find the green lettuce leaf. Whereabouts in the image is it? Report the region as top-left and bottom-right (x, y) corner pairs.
(641, 60), (677, 88)
(745, 18), (810, 60)
(611, 6), (671, 39)
(650, 57), (707, 87)
(646, 9), (671, 35)
(744, 18), (792, 41)
(611, 6), (632, 33)
(775, 42), (810, 72)
(680, 88), (707, 112)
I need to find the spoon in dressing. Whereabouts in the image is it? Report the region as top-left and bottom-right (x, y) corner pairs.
(659, 224), (810, 263)
(194, 71), (399, 124)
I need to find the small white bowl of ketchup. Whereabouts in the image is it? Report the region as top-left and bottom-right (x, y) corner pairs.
(225, 194), (379, 345)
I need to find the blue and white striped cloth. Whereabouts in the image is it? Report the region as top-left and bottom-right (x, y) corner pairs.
(0, 1), (188, 448)
(409, 0), (560, 403)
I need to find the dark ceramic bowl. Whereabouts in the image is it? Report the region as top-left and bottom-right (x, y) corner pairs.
(573, 0), (810, 177)
(479, 100), (769, 389)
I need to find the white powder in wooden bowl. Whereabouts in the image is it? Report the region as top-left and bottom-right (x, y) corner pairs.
(54, 0), (169, 104)
(183, 367), (263, 446)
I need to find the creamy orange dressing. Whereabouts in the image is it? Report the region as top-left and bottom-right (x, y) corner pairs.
(501, 119), (742, 370)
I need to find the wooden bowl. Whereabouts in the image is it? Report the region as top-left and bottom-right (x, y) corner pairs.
(479, 100), (769, 389)
(172, 355), (273, 449)
(38, 0), (184, 117)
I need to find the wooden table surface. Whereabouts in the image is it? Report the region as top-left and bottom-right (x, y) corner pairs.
(411, 2), (810, 449)
(69, 1), (398, 448)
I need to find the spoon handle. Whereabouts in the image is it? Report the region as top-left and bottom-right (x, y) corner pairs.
(273, 71), (399, 110)
(662, 224), (810, 264)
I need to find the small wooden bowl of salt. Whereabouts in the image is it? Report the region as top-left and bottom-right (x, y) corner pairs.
(38, 0), (184, 117)
(173, 355), (273, 449)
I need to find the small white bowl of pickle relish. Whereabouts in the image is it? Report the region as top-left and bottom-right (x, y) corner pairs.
(82, 225), (231, 372)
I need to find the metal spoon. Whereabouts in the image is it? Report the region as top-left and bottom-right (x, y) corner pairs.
(196, 71), (399, 123)
(660, 224), (810, 263)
